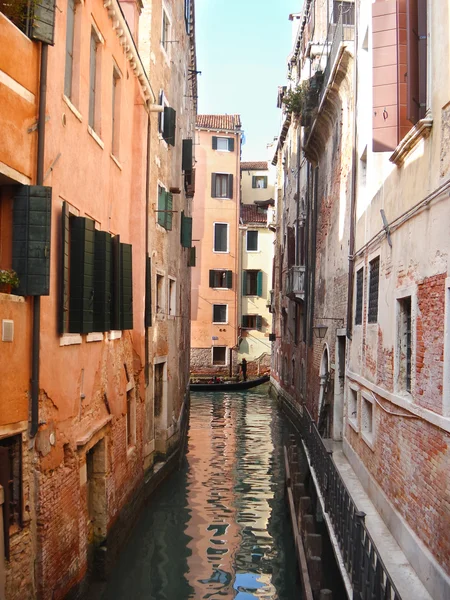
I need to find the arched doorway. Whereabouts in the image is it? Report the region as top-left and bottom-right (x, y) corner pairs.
(317, 345), (332, 437)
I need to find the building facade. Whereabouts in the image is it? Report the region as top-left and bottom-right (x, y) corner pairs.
(271, 1), (449, 599)
(238, 162), (274, 375)
(190, 115), (242, 376)
(0, 0), (196, 597)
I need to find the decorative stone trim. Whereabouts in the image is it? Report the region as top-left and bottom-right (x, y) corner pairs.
(389, 117), (433, 166)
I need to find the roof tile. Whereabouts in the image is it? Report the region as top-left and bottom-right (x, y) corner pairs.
(240, 161), (268, 171)
(241, 205), (267, 224)
(196, 114), (242, 131)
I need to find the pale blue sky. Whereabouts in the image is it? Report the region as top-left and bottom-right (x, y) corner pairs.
(195, 0), (299, 161)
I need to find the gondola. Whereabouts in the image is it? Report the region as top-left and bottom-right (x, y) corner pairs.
(189, 374), (270, 392)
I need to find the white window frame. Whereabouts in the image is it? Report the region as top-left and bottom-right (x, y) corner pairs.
(253, 175), (267, 189)
(212, 304), (228, 324)
(213, 172), (232, 199)
(156, 271), (165, 319)
(160, 5), (171, 64)
(246, 230), (259, 252)
(213, 222), (229, 253)
(347, 382), (359, 432)
(360, 391), (375, 450)
(212, 346), (227, 366)
(168, 277), (176, 318)
(216, 137), (231, 152)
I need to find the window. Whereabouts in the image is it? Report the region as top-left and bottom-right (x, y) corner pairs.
(112, 66), (121, 157)
(348, 385), (359, 431)
(209, 270), (232, 289)
(398, 296), (412, 393)
(184, 0), (191, 34)
(168, 278), (176, 316)
(242, 315), (262, 330)
(126, 388), (136, 447)
(154, 361), (166, 418)
(333, 1), (355, 25)
(156, 273), (165, 315)
(213, 223), (228, 252)
(355, 267), (363, 325)
(211, 173), (233, 199)
(212, 346), (227, 366)
(180, 211), (193, 248)
(64, 0), (76, 99)
(252, 175), (268, 189)
(158, 91), (176, 146)
(243, 270), (263, 296)
(212, 136), (234, 152)
(213, 304), (227, 323)
(361, 393), (374, 447)
(0, 435), (22, 560)
(161, 8), (170, 53)
(246, 230), (258, 251)
(0, 0), (56, 44)
(89, 27), (101, 131)
(157, 185), (173, 230)
(368, 257), (379, 323)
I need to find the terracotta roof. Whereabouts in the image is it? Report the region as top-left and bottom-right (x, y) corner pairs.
(240, 161), (268, 171)
(241, 205), (267, 224)
(196, 114), (241, 131)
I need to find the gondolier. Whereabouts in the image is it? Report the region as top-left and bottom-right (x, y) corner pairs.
(241, 358), (248, 381)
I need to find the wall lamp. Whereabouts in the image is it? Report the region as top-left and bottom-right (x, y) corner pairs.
(312, 317), (345, 339)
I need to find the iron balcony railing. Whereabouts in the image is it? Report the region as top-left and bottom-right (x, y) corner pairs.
(286, 265), (306, 300)
(298, 405), (402, 600)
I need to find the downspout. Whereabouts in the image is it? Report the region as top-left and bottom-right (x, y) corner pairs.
(31, 43), (48, 438)
(346, 0), (359, 340)
(144, 115), (151, 385)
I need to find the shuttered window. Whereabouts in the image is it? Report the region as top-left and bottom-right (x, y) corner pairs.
(355, 267), (363, 325)
(368, 257), (380, 323)
(64, 0), (75, 98)
(242, 315), (262, 330)
(145, 256), (152, 327)
(185, 167), (196, 197)
(406, 0), (427, 124)
(184, 0), (191, 34)
(163, 107), (176, 146)
(12, 185), (52, 297)
(182, 139), (193, 171)
(89, 29), (100, 130)
(252, 176), (268, 189)
(69, 217), (95, 334)
(180, 211), (192, 247)
(247, 230), (258, 251)
(188, 247), (196, 267)
(157, 186), (173, 231)
(211, 173), (233, 199)
(213, 223), (228, 252)
(93, 230), (111, 332)
(212, 137), (234, 151)
(209, 270), (232, 289)
(243, 270), (263, 296)
(111, 237), (133, 330)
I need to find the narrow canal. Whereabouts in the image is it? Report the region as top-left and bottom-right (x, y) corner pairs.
(100, 386), (302, 599)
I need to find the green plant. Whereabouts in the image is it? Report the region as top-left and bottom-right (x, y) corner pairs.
(0, 269), (20, 288)
(282, 81), (309, 116)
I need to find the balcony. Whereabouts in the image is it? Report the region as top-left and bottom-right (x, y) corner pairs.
(286, 266), (305, 301)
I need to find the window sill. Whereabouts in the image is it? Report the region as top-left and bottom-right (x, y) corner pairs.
(361, 430), (375, 451)
(213, 323), (228, 326)
(213, 250), (229, 254)
(62, 95), (82, 122)
(158, 134), (168, 149)
(87, 125), (105, 149)
(108, 330), (122, 340)
(0, 293), (25, 303)
(60, 334), (82, 346)
(86, 332), (104, 343)
(348, 417), (359, 433)
(110, 154), (122, 170)
(389, 116), (433, 166)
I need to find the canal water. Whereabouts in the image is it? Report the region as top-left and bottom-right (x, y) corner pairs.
(101, 386), (302, 599)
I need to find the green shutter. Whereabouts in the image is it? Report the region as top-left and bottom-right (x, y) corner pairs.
(181, 211), (192, 248)
(111, 235), (121, 330)
(188, 246), (196, 267)
(165, 192), (173, 231)
(163, 107), (176, 146)
(30, 0), (56, 45)
(157, 186), (165, 227)
(226, 270), (233, 289)
(12, 185), (52, 297)
(257, 270), (263, 297)
(228, 174), (233, 199)
(211, 173), (217, 198)
(69, 217), (95, 334)
(229, 138), (235, 152)
(145, 256), (152, 328)
(242, 271), (248, 296)
(182, 139), (193, 171)
(212, 136), (218, 150)
(93, 230), (111, 332)
(60, 201), (70, 334)
(252, 176), (257, 188)
(263, 176), (268, 188)
(120, 243), (133, 330)
(242, 315), (248, 328)
(209, 270), (215, 287)
(256, 315), (263, 331)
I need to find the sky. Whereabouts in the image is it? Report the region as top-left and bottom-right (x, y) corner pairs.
(195, 0), (299, 162)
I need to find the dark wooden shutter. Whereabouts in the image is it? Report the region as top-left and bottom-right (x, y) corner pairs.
(30, 0), (56, 45)
(111, 235), (121, 330)
(145, 256), (152, 327)
(163, 107), (176, 146)
(120, 243), (133, 330)
(165, 192), (173, 230)
(188, 246), (196, 267)
(226, 270), (233, 288)
(12, 185), (52, 296)
(355, 268), (363, 325)
(64, 0), (75, 97)
(228, 138), (235, 152)
(69, 217), (95, 334)
(211, 173), (217, 198)
(209, 270), (215, 287)
(228, 174), (233, 199)
(417, 0), (427, 120)
(0, 446), (10, 560)
(368, 257), (380, 323)
(372, 0), (399, 152)
(263, 176), (268, 188)
(256, 315), (263, 331)
(185, 168), (196, 197)
(242, 315), (249, 328)
(242, 271), (248, 295)
(93, 230), (111, 332)
(212, 136), (218, 149)
(406, 0), (419, 124)
(181, 211), (192, 247)
(60, 201), (70, 334)
(157, 186), (165, 227)
(89, 33), (97, 128)
(182, 139), (193, 171)
(252, 176), (257, 188)
(257, 271), (263, 297)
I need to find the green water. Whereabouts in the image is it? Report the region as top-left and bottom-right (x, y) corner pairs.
(101, 387), (302, 599)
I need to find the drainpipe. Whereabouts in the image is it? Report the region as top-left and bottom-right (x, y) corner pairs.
(31, 44), (48, 438)
(144, 115), (151, 385)
(346, 0), (359, 340)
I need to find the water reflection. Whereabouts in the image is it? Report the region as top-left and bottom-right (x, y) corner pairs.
(101, 387), (301, 599)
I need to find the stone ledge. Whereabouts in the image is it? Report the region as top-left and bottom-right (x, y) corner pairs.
(390, 117), (433, 166)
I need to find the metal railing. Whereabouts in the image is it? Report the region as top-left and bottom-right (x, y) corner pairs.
(298, 405), (402, 600)
(286, 265), (306, 299)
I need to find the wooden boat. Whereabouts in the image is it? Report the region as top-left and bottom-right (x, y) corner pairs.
(190, 374), (270, 392)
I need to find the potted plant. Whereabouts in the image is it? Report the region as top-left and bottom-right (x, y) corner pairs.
(0, 269), (20, 294)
